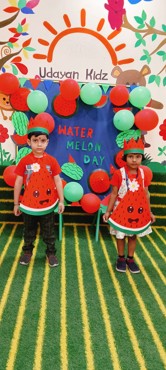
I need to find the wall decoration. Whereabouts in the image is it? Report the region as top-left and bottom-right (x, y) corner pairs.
(1, 77), (163, 202)
(53, 95), (78, 118)
(104, 0), (126, 30)
(33, 7), (134, 77)
(0, 0), (39, 74)
(0, 0), (166, 171)
(61, 156), (84, 181)
(0, 93), (14, 120)
(159, 120), (166, 141)
(127, 0), (153, 3)
(0, 124), (10, 164)
(122, 10), (166, 87)
(10, 87), (30, 111)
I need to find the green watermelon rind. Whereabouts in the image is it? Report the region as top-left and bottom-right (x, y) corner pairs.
(108, 217), (151, 235)
(19, 199), (58, 216)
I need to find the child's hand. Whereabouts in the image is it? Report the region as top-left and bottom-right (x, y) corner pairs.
(150, 212), (156, 224)
(13, 205), (22, 216)
(103, 211), (111, 222)
(58, 201), (65, 214)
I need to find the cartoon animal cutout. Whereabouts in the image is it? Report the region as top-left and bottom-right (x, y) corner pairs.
(104, 0), (126, 30)
(111, 65), (163, 110)
(0, 93), (14, 120)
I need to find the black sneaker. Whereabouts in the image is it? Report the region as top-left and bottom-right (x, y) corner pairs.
(20, 253), (32, 265)
(47, 255), (59, 267)
(116, 257), (126, 273)
(126, 258), (140, 274)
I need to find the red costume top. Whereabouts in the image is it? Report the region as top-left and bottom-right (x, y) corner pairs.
(108, 166), (152, 235)
(111, 165), (151, 189)
(15, 152), (61, 215)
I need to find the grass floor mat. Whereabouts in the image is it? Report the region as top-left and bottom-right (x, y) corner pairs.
(0, 223), (166, 370)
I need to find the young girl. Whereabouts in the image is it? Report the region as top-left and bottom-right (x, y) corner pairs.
(103, 138), (155, 274)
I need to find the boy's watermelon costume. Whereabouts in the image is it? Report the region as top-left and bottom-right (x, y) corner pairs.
(16, 117), (60, 216)
(14, 115), (63, 265)
(108, 138), (152, 236)
(18, 152), (60, 215)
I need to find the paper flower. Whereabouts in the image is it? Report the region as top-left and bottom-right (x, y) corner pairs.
(128, 179), (139, 192)
(31, 163), (40, 172)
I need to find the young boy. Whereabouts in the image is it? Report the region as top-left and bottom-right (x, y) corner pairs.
(103, 138), (155, 274)
(14, 128), (64, 267)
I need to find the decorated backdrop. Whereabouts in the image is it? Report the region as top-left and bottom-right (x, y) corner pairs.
(0, 0), (166, 200)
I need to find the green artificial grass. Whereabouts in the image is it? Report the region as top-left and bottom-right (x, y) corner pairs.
(0, 223), (166, 370)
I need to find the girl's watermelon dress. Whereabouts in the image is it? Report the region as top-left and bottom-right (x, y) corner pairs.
(108, 166), (152, 239)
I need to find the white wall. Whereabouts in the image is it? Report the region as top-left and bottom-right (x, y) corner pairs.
(0, 0), (165, 165)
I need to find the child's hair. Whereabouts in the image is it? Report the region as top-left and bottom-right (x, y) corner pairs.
(28, 131), (49, 139)
(123, 153), (144, 162)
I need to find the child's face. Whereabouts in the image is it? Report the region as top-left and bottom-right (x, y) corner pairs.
(27, 134), (49, 156)
(126, 153), (142, 169)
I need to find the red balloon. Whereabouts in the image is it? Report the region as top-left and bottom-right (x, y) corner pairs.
(60, 79), (80, 100)
(3, 165), (17, 187)
(10, 87), (30, 111)
(134, 109), (159, 131)
(140, 165), (153, 183)
(62, 179), (67, 188)
(110, 85), (129, 106)
(34, 112), (55, 133)
(88, 169), (110, 193)
(80, 193), (100, 213)
(0, 73), (19, 95)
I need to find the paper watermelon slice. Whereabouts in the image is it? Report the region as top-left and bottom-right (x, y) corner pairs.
(108, 185), (151, 234)
(20, 164), (58, 215)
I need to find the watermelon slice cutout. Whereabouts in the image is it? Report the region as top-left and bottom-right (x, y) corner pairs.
(108, 185), (151, 234)
(20, 163), (59, 215)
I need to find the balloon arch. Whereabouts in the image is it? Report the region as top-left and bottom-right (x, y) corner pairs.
(1, 73), (156, 213)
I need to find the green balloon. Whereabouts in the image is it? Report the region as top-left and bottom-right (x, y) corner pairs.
(64, 182), (84, 202)
(113, 110), (134, 131)
(80, 83), (102, 105)
(129, 86), (151, 108)
(27, 90), (48, 113)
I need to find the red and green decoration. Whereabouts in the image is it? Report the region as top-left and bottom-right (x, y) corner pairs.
(20, 163), (58, 215)
(61, 155), (83, 180)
